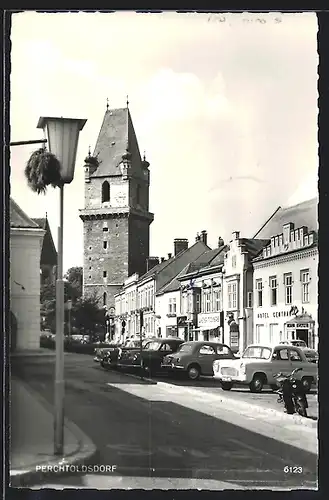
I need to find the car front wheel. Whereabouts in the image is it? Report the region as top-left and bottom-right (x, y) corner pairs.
(249, 374), (265, 393)
(301, 377), (312, 393)
(221, 382), (233, 391)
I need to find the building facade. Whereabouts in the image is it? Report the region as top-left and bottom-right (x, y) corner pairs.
(114, 235), (210, 341)
(252, 222), (318, 349)
(222, 232), (269, 353)
(79, 104), (154, 311)
(32, 216), (57, 285)
(10, 199), (45, 350)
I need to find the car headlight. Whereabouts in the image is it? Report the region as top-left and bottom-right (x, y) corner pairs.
(133, 354), (140, 361)
(240, 363), (246, 374)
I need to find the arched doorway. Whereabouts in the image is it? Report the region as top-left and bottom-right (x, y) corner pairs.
(10, 311), (18, 352)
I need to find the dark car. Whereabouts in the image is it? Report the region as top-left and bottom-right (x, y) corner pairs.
(94, 342), (122, 363)
(161, 341), (237, 380)
(117, 337), (184, 375)
(100, 338), (152, 369)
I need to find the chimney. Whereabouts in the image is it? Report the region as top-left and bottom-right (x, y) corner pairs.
(201, 230), (207, 245)
(232, 231), (240, 240)
(168, 253), (172, 259)
(218, 236), (224, 248)
(174, 238), (189, 256)
(161, 257), (165, 263)
(195, 233), (201, 242)
(146, 257), (159, 272)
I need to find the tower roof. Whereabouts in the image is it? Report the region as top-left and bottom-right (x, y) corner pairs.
(91, 107), (143, 177)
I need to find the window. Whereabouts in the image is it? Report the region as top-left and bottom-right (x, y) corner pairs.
(102, 181), (110, 202)
(214, 289), (221, 312)
(103, 241), (108, 249)
(103, 292), (107, 306)
(199, 345), (216, 355)
(168, 298), (177, 314)
(103, 222), (108, 232)
(255, 324), (264, 343)
(289, 348), (303, 362)
(205, 291), (211, 312)
(301, 269), (310, 303)
(269, 323), (279, 344)
(242, 346), (271, 360)
(247, 291), (253, 308)
(228, 282), (237, 309)
(284, 273), (293, 305)
(272, 348), (289, 361)
(195, 291), (201, 313)
(269, 276), (277, 306)
(216, 345), (231, 356)
(232, 255), (236, 268)
(159, 343), (171, 352)
(256, 279), (263, 307)
(103, 270), (107, 278)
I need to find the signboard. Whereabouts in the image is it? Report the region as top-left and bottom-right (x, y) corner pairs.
(230, 331), (239, 349)
(198, 313), (221, 329)
(177, 316), (187, 327)
(287, 323), (309, 329)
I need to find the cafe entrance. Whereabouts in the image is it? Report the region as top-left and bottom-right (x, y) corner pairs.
(285, 314), (315, 348)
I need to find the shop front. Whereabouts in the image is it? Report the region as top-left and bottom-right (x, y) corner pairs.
(197, 312), (223, 342)
(285, 314), (316, 348)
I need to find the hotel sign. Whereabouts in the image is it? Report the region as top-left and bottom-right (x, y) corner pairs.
(257, 310), (291, 319)
(287, 323), (309, 329)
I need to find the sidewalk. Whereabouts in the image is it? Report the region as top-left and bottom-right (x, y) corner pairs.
(10, 378), (97, 487)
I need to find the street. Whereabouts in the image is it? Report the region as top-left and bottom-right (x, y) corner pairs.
(11, 353), (318, 489)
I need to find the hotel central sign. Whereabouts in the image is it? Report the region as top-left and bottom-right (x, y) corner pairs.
(257, 310), (291, 319)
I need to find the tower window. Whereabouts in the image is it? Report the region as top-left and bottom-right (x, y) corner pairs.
(103, 241), (108, 249)
(89, 257), (91, 261)
(102, 181), (110, 203)
(103, 227), (108, 232)
(103, 292), (107, 306)
(103, 271), (107, 278)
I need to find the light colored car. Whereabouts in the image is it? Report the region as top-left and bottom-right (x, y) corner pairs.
(213, 343), (317, 393)
(279, 340), (318, 363)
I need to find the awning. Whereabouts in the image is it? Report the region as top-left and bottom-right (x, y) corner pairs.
(194, 326), (220, 332)
(285, 314), (315, 326)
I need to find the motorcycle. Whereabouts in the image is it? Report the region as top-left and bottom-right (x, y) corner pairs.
(273, 367), (308, 417)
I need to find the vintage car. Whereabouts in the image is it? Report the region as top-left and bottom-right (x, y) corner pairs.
(279, 340), (318, 363)
(94, 341), (122, 363)
(213, 343), (318, 393)
(100, 338), (152, 369)
(162, 341), (237, 380)
(117, 337), (184, 374)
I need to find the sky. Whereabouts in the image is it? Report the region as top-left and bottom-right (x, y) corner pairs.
(10, 11), (318, 272)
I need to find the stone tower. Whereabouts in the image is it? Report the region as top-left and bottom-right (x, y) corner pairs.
(79, 105), (154, 309)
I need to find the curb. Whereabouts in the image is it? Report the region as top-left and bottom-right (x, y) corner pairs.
(10, 379), (99, 488)
(120, 371), (317, 430)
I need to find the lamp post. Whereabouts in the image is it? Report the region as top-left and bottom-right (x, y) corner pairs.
(37, 116), (87, 456)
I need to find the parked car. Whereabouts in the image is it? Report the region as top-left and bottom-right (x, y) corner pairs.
(213, 343), (318, 393)
(94, 341), (122, 363)
(99, 337), (152, 368)
(162, 341), (236, 380)
(279, 340), (318, 363)
(117, 337), (184, 374)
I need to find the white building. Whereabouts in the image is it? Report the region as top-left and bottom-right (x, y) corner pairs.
(222, 232), (268, 353)
(114, 236), (210, 341)
(10, 199), (45, 351)
(252, 221), (318, 349)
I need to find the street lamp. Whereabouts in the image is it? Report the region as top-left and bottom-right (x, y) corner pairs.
(37, 116), (87, 456)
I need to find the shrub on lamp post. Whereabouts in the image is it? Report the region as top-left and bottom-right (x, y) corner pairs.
(24, 148), (63, 194)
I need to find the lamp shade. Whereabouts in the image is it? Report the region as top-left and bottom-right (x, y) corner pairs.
(37, 116), (87, 183)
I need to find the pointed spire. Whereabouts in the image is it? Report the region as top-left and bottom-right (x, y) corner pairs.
(143, 150), (146, 161)
(45, 211), (48, 220)
(106, 98), (109, 111)
(126, 95), (129, 108)
(88, 145), (91, 157)
(141, 150), (150, 169)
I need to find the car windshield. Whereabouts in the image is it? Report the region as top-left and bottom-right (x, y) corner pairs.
(144, 341), (161, 350)
(177, 344), (194, 354)
(242, 346), (272, 360)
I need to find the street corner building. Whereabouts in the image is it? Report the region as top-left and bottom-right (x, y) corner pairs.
(79, 104), (154, 311)
(9, 199), (50, 351)
(251, 198), (318, 349)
